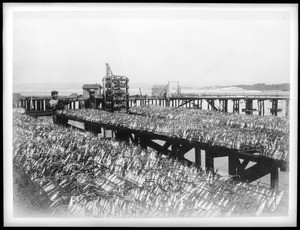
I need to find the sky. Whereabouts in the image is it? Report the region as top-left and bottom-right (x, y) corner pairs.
(7, 4), (297, 91)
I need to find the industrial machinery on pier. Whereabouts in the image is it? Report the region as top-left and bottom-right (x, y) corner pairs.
(102, 63), (129, 112)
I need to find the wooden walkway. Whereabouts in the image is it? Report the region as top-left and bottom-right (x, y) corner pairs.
(56, 113), (288, 189)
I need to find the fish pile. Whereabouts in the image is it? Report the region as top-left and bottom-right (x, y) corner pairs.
(58, 109), (289, 162)
(129, 105), (289, 133)
(13, 109), (285, 218)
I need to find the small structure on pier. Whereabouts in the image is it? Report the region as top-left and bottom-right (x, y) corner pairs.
(152, 85), (166, 97)
(82, 84), (102, 99)
(152, 81), (182, 98)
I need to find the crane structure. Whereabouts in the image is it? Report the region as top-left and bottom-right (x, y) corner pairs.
(102, 63), (129, 112)
(159, 81), (182, 98)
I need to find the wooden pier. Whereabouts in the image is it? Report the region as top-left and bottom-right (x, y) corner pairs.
(128, 94), (289, 117)
(15, 93), (290, 117)
(55, 113), (288, 189)
(15, 93), (289, 189)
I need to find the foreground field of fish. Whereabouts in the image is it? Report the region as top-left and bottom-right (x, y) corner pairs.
(13, 109), (285, 218)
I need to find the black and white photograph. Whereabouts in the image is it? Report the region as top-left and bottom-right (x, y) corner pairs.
(3, 3), (298, 227)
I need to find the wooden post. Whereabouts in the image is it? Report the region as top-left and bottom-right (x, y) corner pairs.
(258, 100), (263, 116)
(285, 99), (289, 117)
(270, 166), (279, 189)
(195, 147), (201, 167)
(233, 100), (238, 113)
(140, 136), (148, 150)
(271, 99), (279, 116)
(205, 150), (214, 171)
(36, 100), (40, 111)
(172, 143), (179, 158)
(245, 99), (253, 115)
(224, 99), (228, 112)
(166, 98), (170, 107)
(220, 99), (228, 112)
(228, 154), (237, 176)
(115, 131), (130, 143)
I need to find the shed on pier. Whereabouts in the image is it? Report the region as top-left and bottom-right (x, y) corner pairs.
(152, 85), (166, 97)
(82, 84), (102, 98)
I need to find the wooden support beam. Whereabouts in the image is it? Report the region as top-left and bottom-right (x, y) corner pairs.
(220, 99), (228, 112)
(205, 150), (214, 171)
(270, 99), (280, 116)
(172, 143), (180, 158)
(233, 99), (240, 113)
(37, 100), (40, 110)
(228, 154), (238, 175)
(115, 131), (130, 143)
(128, 133), (137, 144)
(195, 147), (201, 167)
(56, 115), (70, 126)
(244, 99), (254, 115)
(285, 99), (289, 117)
(179, 145), (194, 154)
(166, 98), (170, 107)
(206, 99), (218, 111)
(162, 141), (172, 149)
(258, 100), (264, 116)
(270, 166), (279, 189)
(111, 130), (114, 139)
(85, 122), (102, 135)
(55, 113), (286, 188)
(144, 139), (173, 155)
(177, 145), (194, 161)
(238, 160), (275, 184)
(138, 135), (148, 149)
(237, 159), (250, 172)
(26, 110), (53, 117)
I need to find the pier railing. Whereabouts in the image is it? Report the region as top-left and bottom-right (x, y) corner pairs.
(14, 96), (86, 111)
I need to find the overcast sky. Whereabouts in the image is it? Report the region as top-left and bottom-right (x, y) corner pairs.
(10, 4), (296, 89)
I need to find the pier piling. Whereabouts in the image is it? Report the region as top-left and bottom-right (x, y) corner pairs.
(233, 99), (240, 114)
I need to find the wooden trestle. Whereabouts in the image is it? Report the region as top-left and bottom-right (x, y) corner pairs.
(16, 94), (289, 117)
(128, 96), (289, 116)
(55, 113), (288, 189)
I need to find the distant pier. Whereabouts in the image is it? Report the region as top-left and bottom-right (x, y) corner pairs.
(129, 94), (289, 117)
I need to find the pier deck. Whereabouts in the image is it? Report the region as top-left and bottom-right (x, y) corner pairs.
(55, 113), (288, 189)
(16, 93), (290, 117)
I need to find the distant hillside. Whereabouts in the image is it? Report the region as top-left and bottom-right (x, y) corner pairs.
(219, 83), (290, 91)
